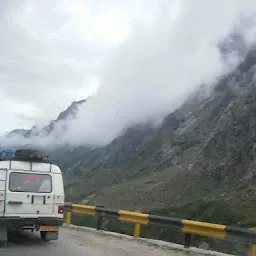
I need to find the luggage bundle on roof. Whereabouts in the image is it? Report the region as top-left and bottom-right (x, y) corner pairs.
(0, 148), (16, 158)
(0, 148), (46, 161)
(15, 149), (43, 160)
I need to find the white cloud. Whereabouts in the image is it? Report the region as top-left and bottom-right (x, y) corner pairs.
(85, 8), (131, 44)
(0, 0), (140, 133)
(0, 90), (39, 132)
(62, 0), (256, 146)
(1, 0), (256, 148)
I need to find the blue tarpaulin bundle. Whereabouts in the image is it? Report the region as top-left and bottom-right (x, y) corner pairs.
(0, 148), (16, 158)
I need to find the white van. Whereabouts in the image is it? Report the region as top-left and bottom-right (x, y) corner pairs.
(0, 149), (65, 245)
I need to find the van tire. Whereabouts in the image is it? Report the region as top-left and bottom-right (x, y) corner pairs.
(0, 226), (8, 246)
(0, 241), (8, 247)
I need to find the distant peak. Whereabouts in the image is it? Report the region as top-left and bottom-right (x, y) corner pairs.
(71, 99), (86, 105)
(6, 98), (88, 140)
(56, 99), (86, 121)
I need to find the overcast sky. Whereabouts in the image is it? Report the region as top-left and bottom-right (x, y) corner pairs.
(1, 0), (256, 147)
(0, 0), (165, 133)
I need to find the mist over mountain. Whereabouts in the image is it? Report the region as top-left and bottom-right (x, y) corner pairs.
(56, 46), (256, 224)
(1, 6), (256, 251)
(1, 3), (256, 255)
(3, 16), (256, 150)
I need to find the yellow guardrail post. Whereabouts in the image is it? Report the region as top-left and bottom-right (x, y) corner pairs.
(134, 222), (141, 238)
(251, 245), (256, 256)
(66, 211), (71, 226)
(133, 211), (141, 238)
(250, 227), (256, 256)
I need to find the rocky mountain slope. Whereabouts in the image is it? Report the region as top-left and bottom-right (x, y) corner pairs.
(49, 46), (256, 225)
(6, 45), (256, 225)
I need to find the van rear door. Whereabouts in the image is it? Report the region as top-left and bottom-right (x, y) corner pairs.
(53, 173), (64, 216)
(0, 168), (7, 216)
(5, 170), (54, 217)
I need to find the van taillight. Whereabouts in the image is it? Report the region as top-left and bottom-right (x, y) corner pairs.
(58, 205), (64, 214)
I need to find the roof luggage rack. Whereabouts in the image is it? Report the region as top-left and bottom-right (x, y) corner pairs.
(0, 148), (58, 164)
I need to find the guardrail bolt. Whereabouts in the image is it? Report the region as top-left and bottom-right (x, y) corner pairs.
(133, 211), (141, 238)
(184, 233), (191, 248)
(96, 205), (104, 231)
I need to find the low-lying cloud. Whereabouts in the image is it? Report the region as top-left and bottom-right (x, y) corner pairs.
(1, 0), (256, 148)
(64, 0), (256, 146)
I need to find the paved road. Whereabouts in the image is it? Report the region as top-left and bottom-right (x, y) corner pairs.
(0, 229), (181, 256)
(0, 227), (231, 256)
(0, 229), (103, 256)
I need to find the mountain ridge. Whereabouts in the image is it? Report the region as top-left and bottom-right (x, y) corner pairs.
(7, 99), (86, 139)
(57, 46), (256, 225)
(5, 44), (256, 225)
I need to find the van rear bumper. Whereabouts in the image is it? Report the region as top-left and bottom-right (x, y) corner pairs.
(0, 217), (64, 229)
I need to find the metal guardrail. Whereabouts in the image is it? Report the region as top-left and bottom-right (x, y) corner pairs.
(64, 203), (256, 256)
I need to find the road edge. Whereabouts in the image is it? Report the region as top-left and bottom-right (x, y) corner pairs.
(61, 224), (233, 256)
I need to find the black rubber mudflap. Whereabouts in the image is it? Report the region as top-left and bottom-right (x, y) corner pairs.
(41, 231), (59, 241)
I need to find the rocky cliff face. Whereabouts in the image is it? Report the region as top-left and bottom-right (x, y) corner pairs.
(56, 47), (256, 223)
(6, 46), (256, 223)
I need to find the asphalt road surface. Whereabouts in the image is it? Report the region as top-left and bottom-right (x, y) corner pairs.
(0, 229), (103, 256)
(0, 227), (229, 256)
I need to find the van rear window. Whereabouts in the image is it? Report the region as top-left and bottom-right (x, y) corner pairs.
(9, 172), (52, 193)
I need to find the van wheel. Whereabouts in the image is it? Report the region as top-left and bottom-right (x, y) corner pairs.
(0, 241), (8, 247)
